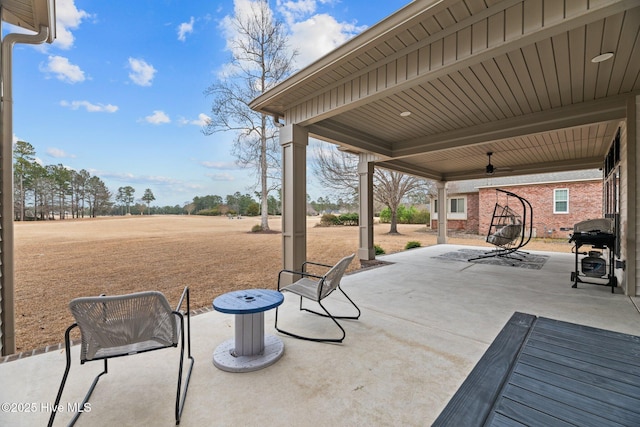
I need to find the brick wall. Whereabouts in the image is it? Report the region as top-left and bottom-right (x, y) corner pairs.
(478, 180), (602, 239)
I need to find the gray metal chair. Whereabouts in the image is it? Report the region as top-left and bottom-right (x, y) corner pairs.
(275, 254), (360, 343)
(48, 287), (194, 426)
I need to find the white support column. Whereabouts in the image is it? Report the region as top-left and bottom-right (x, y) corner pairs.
(628, 95), (638, 296)
(436, 181), (448, 244)
(280, 124), (308, 284)
(358, 154), (376, 260)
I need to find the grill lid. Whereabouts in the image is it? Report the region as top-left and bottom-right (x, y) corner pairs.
(573, 218), (614, 234)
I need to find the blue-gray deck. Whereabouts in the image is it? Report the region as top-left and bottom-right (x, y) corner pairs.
(433, 312), (640, 426)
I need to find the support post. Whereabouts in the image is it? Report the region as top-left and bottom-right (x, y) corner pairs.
(436, 181), (448, 244)
(358, 154), (376, 260)
(627, 96), (638, 297)
(280, 124), (308, 285)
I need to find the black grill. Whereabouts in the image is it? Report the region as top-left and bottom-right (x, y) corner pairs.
(569, 219), (616, 292)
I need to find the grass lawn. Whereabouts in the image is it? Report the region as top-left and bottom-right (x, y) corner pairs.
(13, 215), (571, 352)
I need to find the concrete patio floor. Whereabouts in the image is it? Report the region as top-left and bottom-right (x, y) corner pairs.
(1, 244), (639, 427)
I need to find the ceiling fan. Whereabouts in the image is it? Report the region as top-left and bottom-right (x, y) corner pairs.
(485, 151), (496, 175)
(484, 151), (512, 175)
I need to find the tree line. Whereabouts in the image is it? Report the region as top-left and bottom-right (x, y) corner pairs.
(14, 141), (113, 220)
(13, 141), (161, 220)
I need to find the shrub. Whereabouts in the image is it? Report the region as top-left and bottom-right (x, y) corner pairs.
(319, 213), (340, 226)
(251, 224), (263, 233)
(379, 206), (430, 224)
(197, 208), (220, 216)
(374, 244), (385, 255)
(338, 212), (359, 226)
(412, 209), (430, 224)
(246, 202), (260, 216)
(405, 241), (421, 250)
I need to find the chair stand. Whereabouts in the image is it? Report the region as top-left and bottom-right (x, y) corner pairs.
(275, 285), (361, 343)
(48, 288), (194, 427)
(48, 323), (107, 427)
(175, 311), (195, 425)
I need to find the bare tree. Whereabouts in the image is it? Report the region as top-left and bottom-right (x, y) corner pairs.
(312, 142), (432, 234)
(374, 168), (428, 234)
(204, 0), (296, 231)
(312, 144), (359, 202)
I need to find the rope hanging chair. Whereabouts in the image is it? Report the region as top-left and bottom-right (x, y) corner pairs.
(469, 188), (533, 261)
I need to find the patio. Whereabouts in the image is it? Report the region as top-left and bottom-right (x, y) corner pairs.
(1, 244), (639, 426)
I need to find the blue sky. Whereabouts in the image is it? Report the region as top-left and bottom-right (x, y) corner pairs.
(8, 0), (409, 206)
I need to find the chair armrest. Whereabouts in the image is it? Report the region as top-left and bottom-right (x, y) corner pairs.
(175, 286), (190, 313)
(172, 287), (192, 357)
(277, 269), (323, 290)
(301, 260), (333, 272)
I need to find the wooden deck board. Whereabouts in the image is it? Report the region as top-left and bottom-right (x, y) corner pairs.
(517, 352), (640, 398)
(526, 330), (640, 368)
(489, 397), (576, 427)
(487, 413), (528, 427)
(495, 384), (618, 427)
(508, 369), (640, 425)
(434, 313), (640, 427)
(524, 338), (640, 378)
(431, 312), (536, 426)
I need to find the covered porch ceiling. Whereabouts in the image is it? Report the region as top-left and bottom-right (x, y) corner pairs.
(251, 0), (640, 182)
(1, 0), (56, 43)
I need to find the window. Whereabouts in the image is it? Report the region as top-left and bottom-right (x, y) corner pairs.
(431, 196), (467, 220)
(450, 198), (465, 214)
(554, 189), (569, 213)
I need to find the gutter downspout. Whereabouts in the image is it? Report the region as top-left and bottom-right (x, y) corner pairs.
(0, 24), (50, 355)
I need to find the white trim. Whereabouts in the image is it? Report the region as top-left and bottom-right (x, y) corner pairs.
(553, 188), (569, 214)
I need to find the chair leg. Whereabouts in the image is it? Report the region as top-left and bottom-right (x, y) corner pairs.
(300, 285), (361, 320)
(275, 287), (362, 343)
(48, 324), (108, 427)
(174, 303), (195, 424)
(275, 303), (345, 343)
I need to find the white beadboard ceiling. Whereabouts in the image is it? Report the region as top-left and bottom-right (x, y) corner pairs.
(251, 0), (640, 182)
(1, 0), (56, 42)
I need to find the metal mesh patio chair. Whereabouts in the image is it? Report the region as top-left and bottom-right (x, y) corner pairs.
(275, 254), (360, 343)
(47, 287), (194, 426)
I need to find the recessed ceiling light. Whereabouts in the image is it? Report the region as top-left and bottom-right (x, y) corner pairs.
(400, 111), (411, 117)
(591, 52), (614, 63)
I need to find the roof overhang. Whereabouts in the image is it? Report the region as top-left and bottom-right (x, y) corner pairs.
(251, 0), (640, 182)
(1, 0), (56, 43)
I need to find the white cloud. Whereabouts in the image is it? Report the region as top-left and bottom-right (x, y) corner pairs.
(277, 0), (317, 24)
(177, 17), (195, 41)
(221, 0), (366, 70)
(99, 171), (187, 186)
(47, 148), (76, 159)
(128, 58), (157, 86)
(60, 100), (118, 113)
(54, 0), (92, 50)
(42, 56), (85, 83)
(143, 110), (170, 124)
(220, 0), (275, 55)
(206, 172), (235, 182)
(289, 13), (366, 67)
(179, 113), (210, 126)
(200, 161), (238, 170)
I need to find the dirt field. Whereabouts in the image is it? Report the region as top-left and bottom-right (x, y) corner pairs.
(12, 215), (572, 353)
